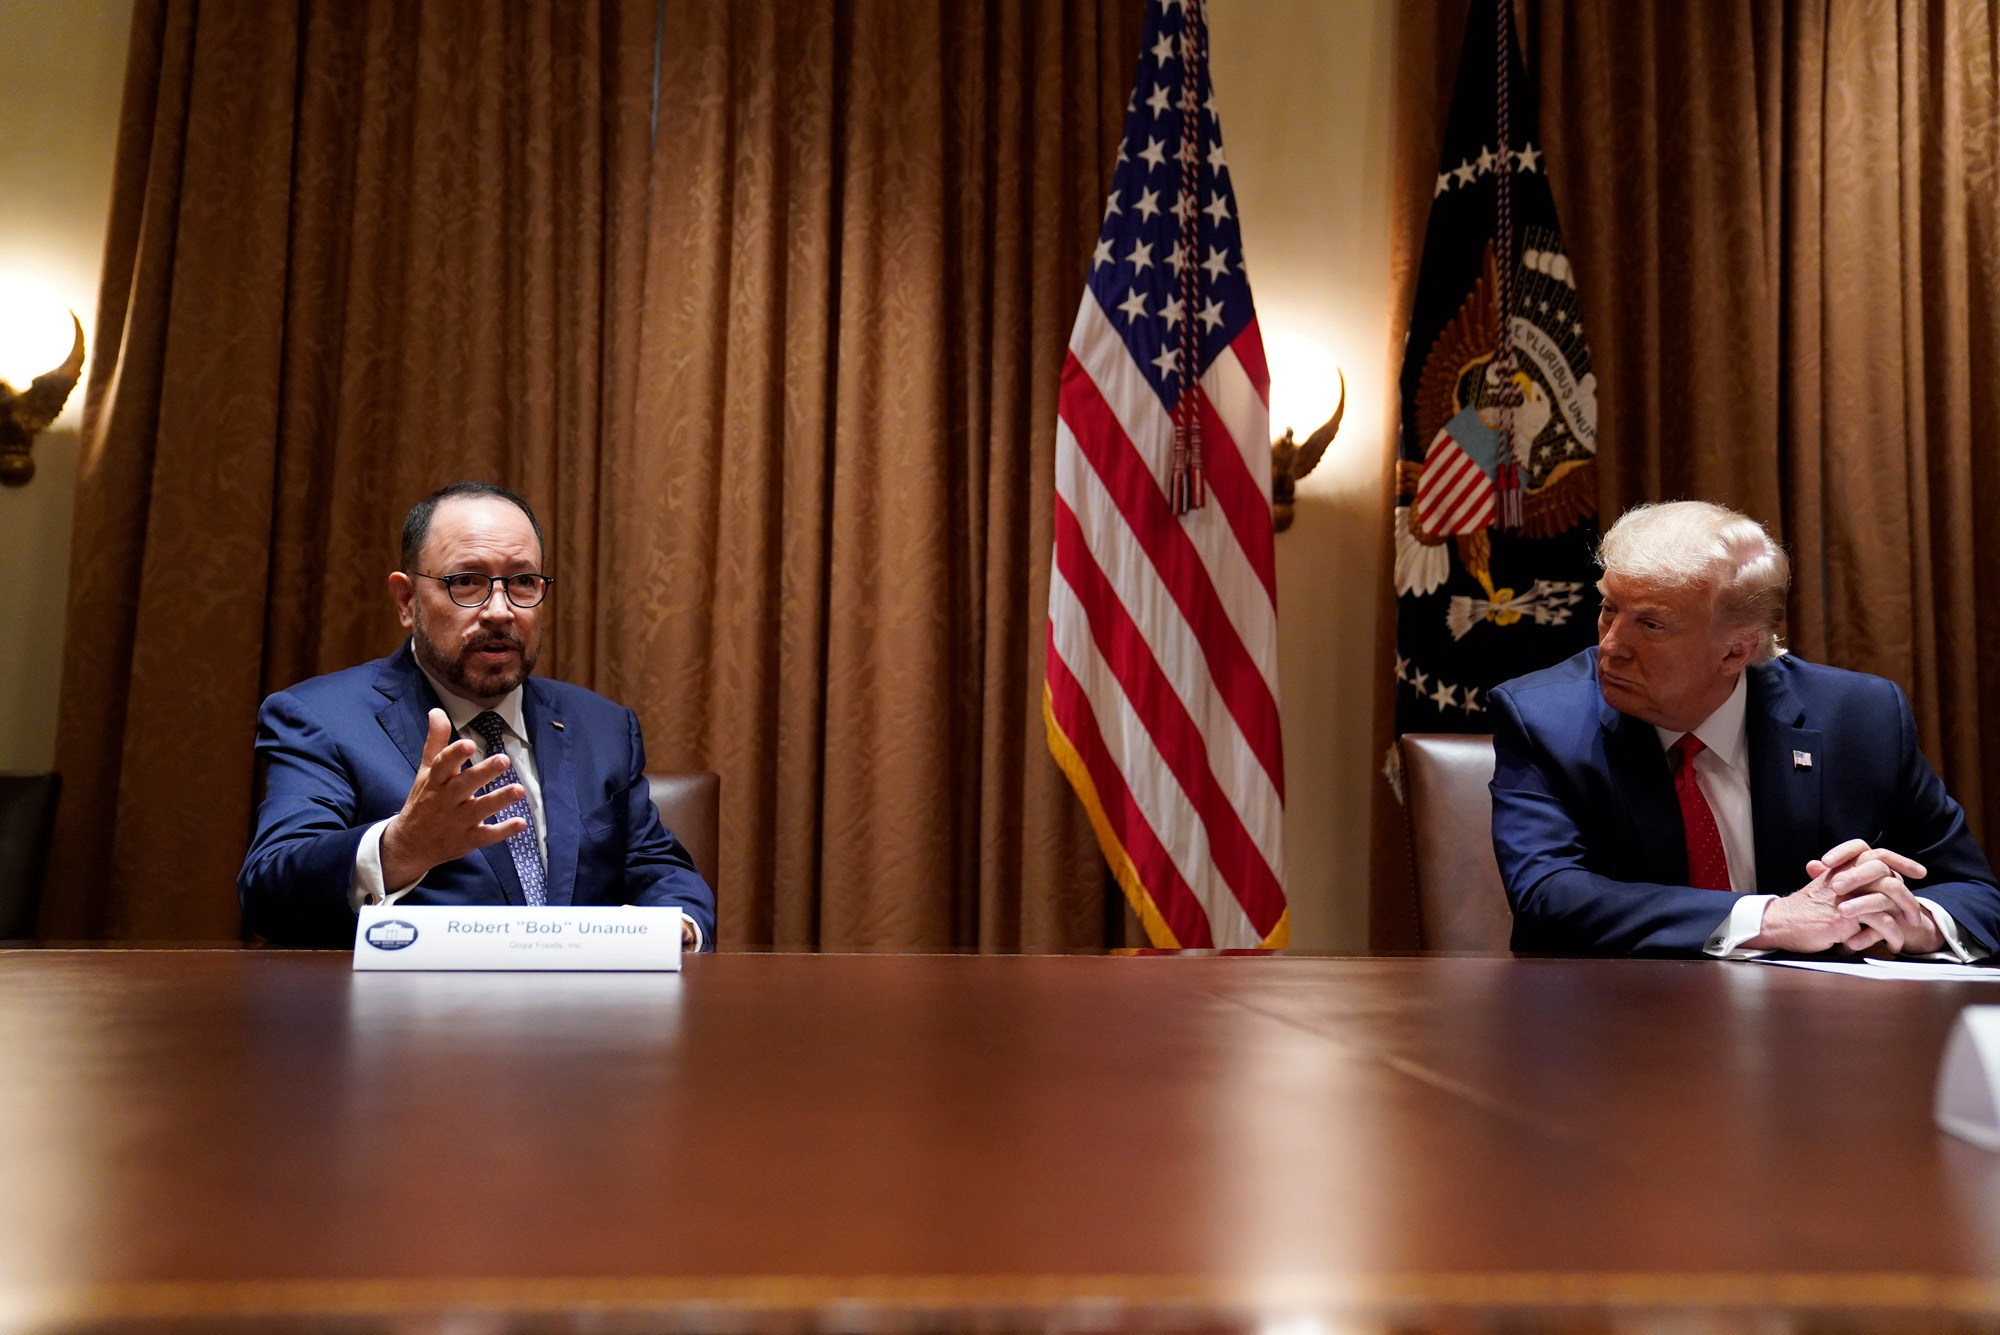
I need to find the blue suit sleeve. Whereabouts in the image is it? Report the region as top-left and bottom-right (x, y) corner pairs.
(618, 709), (718, 949)
(1489, 685), (1744, 956)
(237, 690), (372, 948)
(1884, 684), (2000, 953)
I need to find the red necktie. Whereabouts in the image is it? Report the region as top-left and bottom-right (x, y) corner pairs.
(1671, 734), (1731, 891)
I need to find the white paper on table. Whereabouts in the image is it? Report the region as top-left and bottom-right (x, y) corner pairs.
(1756, 957), (2000, 981)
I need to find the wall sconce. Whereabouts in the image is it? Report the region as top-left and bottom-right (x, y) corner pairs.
(1270, 367), (1344, 533)
(0, 311), (85, 487)
(1262, 328), (1347, 532)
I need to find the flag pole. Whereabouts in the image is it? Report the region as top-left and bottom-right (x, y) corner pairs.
(1492, 0), (1523, 531)
(1170, 0), (1208, 514)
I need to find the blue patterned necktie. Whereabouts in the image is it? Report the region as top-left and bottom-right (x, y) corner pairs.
(467, 710), (547, 906)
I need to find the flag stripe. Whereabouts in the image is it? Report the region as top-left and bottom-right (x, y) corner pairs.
(1054, 417), (1284, 870)
(1206, 339), (1278, 503)
(1228, 315), (1272, 402)
(1070, 299), (1281, 650)
(1432, 468), (1495, 533)
(1418, 444), (1496, 535)
(1045, 634), (1219, 948)
(1048, 567), (1260, 946)
(1424, 467), (1484, 532)
(1054, 499), (1287, 935)
(1194, 348), (1278, 605)
(1419, 448), (1478, 511)
(1059, 349), (1285, 798)
(1049, 577), (1256, 947)
(1042, 682), (1193, 949)
(1441, 490), (1495, 534)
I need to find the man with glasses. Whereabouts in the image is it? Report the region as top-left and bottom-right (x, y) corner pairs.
(238, 482), (716, 949)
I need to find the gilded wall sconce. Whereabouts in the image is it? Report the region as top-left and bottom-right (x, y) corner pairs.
(0, 313), (86, 487)
(1270, 367), (1344, 532)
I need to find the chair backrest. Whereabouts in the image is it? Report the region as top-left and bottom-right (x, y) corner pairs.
(0, 772), (62, 940)
(1401, 735), (1512, 952)
(645, 771), (720, 900)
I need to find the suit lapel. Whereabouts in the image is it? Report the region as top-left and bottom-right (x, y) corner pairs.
(1747, 658), (1822, 895)
(373, 642), (519, 904)
(524, 681), (580, 906)
(373, 644), (439, 777)
(1599, 685), (1688, 887)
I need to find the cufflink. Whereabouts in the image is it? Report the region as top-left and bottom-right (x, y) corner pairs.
(1793, 750), (1812, 768)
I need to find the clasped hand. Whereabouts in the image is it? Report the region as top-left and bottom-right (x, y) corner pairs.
(1746, 837), (1941, 956)
(379, 709), (526, 890)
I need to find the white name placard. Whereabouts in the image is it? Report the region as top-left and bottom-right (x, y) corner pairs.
(352, 904), (683, 972)
(1938, 1006), (2000, 1151)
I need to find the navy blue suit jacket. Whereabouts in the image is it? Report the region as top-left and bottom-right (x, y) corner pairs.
(238, 643), (716, 948)
(1488, 647), (1999, 956)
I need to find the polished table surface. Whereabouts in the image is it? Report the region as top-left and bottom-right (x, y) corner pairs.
(5, 950), (2000, 1332)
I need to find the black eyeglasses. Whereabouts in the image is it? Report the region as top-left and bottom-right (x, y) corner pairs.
(414, 572), (555, 609)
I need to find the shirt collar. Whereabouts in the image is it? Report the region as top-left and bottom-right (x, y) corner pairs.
(1654, 670), (1749, 772)
(411, 639), (528, 743)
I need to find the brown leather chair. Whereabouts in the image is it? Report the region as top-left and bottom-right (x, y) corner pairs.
(645, 771), (720, 901)
(0, 772), (61, 940)
(1401, 735), (1512, 952)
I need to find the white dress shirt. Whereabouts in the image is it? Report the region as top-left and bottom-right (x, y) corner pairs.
(1662, 672), (1983, 961)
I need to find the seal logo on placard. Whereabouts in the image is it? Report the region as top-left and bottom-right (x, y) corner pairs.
(364, 919), (418, 951)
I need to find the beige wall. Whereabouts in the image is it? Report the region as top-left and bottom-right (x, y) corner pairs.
(0, 0), (1399, 948)
(0, 0), (133, 770)
(1211, 0), (1396, 952)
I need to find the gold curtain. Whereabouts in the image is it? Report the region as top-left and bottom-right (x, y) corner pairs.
(1376, 0), (2000, 944)
(44, 0), (1144, 947)
(606, 1), (1141, 948)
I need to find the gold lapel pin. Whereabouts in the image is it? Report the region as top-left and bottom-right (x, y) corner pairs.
(551, 721), (564, 730)
(1793, 750), (1812, 768)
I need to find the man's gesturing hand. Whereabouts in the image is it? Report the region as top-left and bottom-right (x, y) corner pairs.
(1747, 838), (1940, 955)
(379, 708), (527, 891)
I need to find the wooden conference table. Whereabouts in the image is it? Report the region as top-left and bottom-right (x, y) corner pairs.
(4, 950), (1999, 1333)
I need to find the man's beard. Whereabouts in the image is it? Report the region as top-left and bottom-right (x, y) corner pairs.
(412, 615), (539, 702)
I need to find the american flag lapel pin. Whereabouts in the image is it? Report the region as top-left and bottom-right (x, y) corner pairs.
(1793, 750), (1811, 768)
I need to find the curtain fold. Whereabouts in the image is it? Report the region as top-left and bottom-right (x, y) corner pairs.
(46, 0), (1143, 948)
(610, 0), (1141, 950)
(1378, 0), (2000, 944)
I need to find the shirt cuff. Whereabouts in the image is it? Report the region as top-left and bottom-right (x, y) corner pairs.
(1705, 894), (1776, 959)
(350, 820), (421, 911)
(686, 913), (704, 952)
(1915, 897), (1989, 962)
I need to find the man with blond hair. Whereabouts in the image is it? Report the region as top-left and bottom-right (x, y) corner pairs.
(1489, 500), (1998, 957)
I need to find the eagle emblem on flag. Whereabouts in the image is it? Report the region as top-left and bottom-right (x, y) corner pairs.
(1398, 239), (1597, 619)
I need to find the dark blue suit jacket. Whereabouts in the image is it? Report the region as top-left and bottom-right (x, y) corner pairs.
(1488, 647), (1998, 956)
(238, 643), (716, 948)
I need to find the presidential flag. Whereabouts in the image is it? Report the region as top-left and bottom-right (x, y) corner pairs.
(1391, 0), (1600, 772)
(1043, 0), (1287, 949)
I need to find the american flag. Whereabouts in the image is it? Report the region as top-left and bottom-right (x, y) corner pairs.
(1043, 0), (1287, 949)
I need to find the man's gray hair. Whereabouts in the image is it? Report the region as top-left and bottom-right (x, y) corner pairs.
(1597, 501), (1790, 665)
